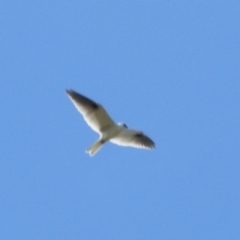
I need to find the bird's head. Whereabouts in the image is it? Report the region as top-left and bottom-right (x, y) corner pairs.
(117, 123), (128, 128)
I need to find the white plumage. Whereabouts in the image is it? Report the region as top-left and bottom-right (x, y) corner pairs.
(66, 89), (155, 156)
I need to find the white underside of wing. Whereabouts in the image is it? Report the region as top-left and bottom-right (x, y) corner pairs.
(82, 105), (115, 133)
(110, 129), (155, 149)
(66, 91), (115, 134)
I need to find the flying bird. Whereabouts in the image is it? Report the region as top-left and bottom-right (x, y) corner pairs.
(66, 89), (155, 156)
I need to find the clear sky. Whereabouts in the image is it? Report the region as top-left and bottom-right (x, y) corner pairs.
(1, 1), (240, 239)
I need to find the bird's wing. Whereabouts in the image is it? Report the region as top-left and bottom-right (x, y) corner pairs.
(110, 129), (155, 149)
(66, 89), (115, 133)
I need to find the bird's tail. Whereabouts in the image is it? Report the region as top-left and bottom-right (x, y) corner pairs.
(86, 139), (105, 156)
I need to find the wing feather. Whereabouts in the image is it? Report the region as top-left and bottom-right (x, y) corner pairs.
(66, 90), (115, 133)
(110, 129), (155, 149)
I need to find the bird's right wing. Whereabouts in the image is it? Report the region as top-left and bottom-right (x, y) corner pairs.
(66, 90), (115, 133)
(110, 129), (155, 149)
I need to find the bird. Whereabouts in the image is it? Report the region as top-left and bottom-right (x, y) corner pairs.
(66, 89), (155, 156)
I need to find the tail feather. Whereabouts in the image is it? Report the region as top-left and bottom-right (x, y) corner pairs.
(86, 139), (104, 156)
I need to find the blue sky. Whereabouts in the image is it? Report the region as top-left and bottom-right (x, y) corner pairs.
(1, 1), (240, 239)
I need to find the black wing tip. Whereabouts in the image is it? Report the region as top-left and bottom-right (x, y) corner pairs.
(146, 137), (155, 149)
(65, 89), (99, 109)
(65, 89), (81, 98)
(148, 140), (155, 149)
(66, 89), (75, 95)
(135, 133), (155, 149)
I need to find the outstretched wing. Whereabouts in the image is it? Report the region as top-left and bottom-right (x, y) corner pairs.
(66, 89), (115, 133)
(110, 129), (155, 149)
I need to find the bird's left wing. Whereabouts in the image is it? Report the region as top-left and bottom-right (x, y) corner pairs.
(110, 129), (155, 149)
(66, 90), (115, 133)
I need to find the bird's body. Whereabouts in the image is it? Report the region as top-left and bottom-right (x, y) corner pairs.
(66, 89), (155, 156)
